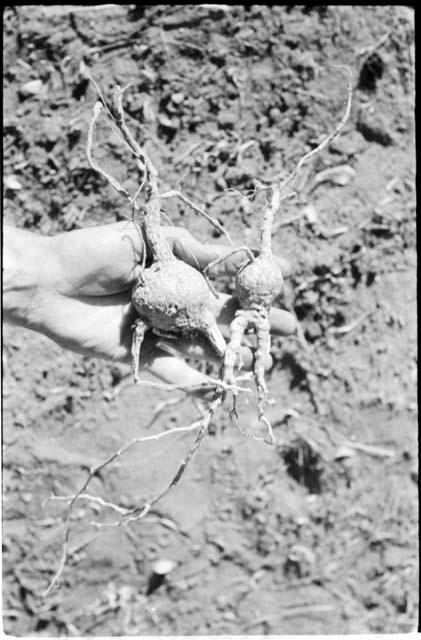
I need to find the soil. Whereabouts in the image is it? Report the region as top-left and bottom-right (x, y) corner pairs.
(2, 5), (417, 636)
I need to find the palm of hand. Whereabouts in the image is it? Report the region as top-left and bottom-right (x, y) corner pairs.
(36, 222), (295, 387)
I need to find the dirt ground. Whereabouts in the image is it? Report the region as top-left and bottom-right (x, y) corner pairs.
(2, 5), (417, 636)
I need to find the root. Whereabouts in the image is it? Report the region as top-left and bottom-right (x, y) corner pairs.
(86, 100), (146, 259)
(45, 68), (355, 598)
(223, 310), (250, 389)
(259, 66), (353, 257)
(223, 68), (353, 437)
(111, 85), (158, 186)
(42, 417), (206, 597)
(86, 102), (135, 206)
(204, 246), (255, 277)
(121, 392), (223, 525)
(254, 312), (275, 444)
(131, 317), (149, 382)
(279, 65), (353, 194)
(230, 402), (267, 443)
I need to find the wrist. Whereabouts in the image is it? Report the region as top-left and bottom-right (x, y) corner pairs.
(3, 226), (51, 328)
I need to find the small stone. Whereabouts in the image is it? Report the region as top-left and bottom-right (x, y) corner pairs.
(171, 92), (184, 105)
(255, 513), (266, 525)
(268, 107), (283, 124)
(152, 559), (176, 576)
(357, 108), (395, 146)
(223, 611), (236, 622)
(302, 203), (319, 224)
(4, 175), (23, 190)
(304, 321), (323, 342)
(215, 176), (227, 191)
(157, 114), (179, 130)
(215, 594), (230, 610)
(207, 545), (220, 566)
(334, 445), (356, 461)
(20, 79), (45, 96)
(139, 68), (157, 84)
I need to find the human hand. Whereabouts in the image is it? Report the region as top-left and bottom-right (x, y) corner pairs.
(4, 222), (296, 391)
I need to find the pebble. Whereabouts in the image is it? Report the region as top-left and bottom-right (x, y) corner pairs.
(158, 114), (179, 130)
(152, 559), (177, 575)
(357, 108), (395, 146)
(20, 79), (45, 96)
(223, 610), (237, 622)
(4, 175), (23, 190)
(171, 92), (184, 105)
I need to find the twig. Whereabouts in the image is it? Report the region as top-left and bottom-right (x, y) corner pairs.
(86, 102), (135, 205)
(357, 31), (391, 57)
(343, 441), (395, 458)
(161, 189), (233, 246)
(80, 63), (115, 122)
(67, 4), (122, 13)
(173, 141), (203, 165)
(242, 604), (334, 630)
(327, 310), (373, 335)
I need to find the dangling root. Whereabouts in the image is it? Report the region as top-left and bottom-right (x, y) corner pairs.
(253, 310), (275, 444)
(42, 413), (211, 598)
(121, 391), (223, 525)
(222, 308), (277, 444)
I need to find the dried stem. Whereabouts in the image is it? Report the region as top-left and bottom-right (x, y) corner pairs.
(161, 190), (233, 246)
(260, 187), (285, 257)
(111, 86), (158, 185)
(86, 102), (135, 205)
(86, 100), (147, 257)
(279, 66), (353, 194)
(258, 67), (353, 256)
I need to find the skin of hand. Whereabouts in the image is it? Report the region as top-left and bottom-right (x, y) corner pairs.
(3, 222), (296, 391)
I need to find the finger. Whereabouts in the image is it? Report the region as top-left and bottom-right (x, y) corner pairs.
(164, 227), (234, 271)
(209, 294), (297, 337)
(156, 337), (274, 372)
(269, 307), (297, 335)
(141, 351), (218, 399)
(163, 227), (293, 278)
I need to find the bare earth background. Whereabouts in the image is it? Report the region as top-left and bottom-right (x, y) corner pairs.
(2, 5), (417, 636)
